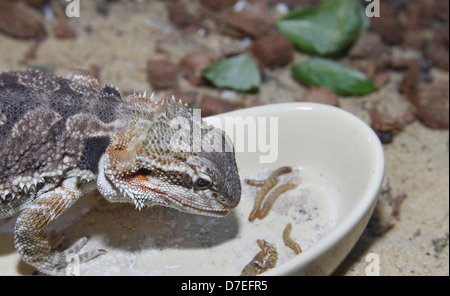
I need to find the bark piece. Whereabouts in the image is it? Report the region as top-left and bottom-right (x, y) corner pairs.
(349, 31), (386, 59)
(168, 3), (201, 31)
(297, 87), (339, 107)
(0, 0), (47, 39)
(251, 32), (293, 68)
(369, 2), (403, 45)
(200, 0), (237, 11)
(221, 8), (275, 38)
(200, 94), (235, 116)
(415, 81), (449, 129)
(179, 50), (214, 86)
(146, 59), (179, 90)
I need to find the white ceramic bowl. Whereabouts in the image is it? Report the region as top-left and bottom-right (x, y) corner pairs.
(206, 102), (385, 275)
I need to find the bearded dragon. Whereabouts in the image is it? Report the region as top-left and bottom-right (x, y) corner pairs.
(0, 69), (241, 275)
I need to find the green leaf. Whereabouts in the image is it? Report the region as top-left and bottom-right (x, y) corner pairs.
(292, 57), (377, 96)
(202, 54), (261, 92)
(277, 0), (369, 56)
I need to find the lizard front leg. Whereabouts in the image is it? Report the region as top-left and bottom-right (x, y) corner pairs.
(14, 178), (105, 275)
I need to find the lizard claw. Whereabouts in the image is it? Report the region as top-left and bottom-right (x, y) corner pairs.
(65, 236), (107, 264)
(58, 237), (106, 275)
(35, 237), (106, 275)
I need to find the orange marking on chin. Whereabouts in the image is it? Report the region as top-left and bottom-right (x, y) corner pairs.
(132, 174), (150, 183)
(123, 173), (163, 194)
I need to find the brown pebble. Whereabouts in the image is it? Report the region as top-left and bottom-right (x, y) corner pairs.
(374, 70), (392, 89)
(200, 0), (237, 11)
(179, 50), (214, 86)
(50, 0), (77, 39)
(88, 64), (102, 81)
(349, 31), (386, 59)
(425, 42), (449, 71)
(221, 8), (275, 38)
(405, 0), (434, 30)
(369, 104), (415, 143)
(146, 59), (178, 90)
(23, 0), (49, 8)
(0, 0), (47, 39)
(414, 80), (449, 129)
(167, 3), (201, 31)
(398, 58), (421, 101)
(297, 87), (340, 107)
(251, 32), (293, 68)
(200, 94), (235, 116)
(369, 2), (404, 45)
(53, 20), (77, 39)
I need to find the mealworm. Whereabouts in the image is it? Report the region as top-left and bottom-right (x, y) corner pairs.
(246, 166), (293, 221)
(245, 166), (292, 186)
(282, 223), (302, 254)
(258, 183), (298, 219)
(241, 239), (278, 276)
(248, 177), (278, 222)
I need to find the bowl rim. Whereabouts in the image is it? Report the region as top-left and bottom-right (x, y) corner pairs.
(208, 102), (385, 275)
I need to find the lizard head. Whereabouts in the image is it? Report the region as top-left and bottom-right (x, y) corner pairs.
(97, 95), (241, 217)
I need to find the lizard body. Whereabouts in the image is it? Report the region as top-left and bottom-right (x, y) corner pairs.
(0, 69), (241, 275)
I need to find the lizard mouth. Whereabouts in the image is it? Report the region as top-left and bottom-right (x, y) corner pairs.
(194, 209), (231, 217)
(123, 173), (232, 217)
(163, 191), (231, 217)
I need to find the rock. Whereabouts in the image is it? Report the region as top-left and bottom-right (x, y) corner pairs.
(415, 80), (449, 129)
(88, 64), (102, 81)
(297, 87), (340, 107)
(373, 70), (392, 89)
(369, 2), (404, 45)
(434, 0), (449, 21)
(369, 104), (415, 143)
(23, 0), (48, 8)
(167, 3), (201, 32)
(200, 0), (237, 11)
(146, 59), (178, 90)
(179, 50), (214, 86)
(50, 0), (77, 39)
(200, 94), (235, 116)
(399, 58), (421, 102)
(221, 8), (275, 38)
(425, 43), (449, 71)
(53, 19), (77, 39)
(424, 25), (449, 71)
(398, 58), (449, 130)
(405, 0), (434, 30)
(349, 31), (386, 58)
(0, 0), (46, 39)
(251, 32), (293, 68)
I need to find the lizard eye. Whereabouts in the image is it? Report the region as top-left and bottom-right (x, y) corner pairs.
(194, 177), (212, 190)
(136, 168), (153, 176)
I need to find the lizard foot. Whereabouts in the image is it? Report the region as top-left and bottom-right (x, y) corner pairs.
(14, 180), (106, 275)
(34, 237), (106, 276)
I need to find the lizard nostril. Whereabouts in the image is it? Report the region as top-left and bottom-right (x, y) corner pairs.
(217, 196), (238, 209)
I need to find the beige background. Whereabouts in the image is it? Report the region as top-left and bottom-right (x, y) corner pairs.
(0, 0), (448, 275)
